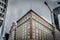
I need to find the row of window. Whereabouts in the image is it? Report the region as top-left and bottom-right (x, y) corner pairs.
(32, 13), (53, 30)
(16, 14), (54, 40)
(32, 19), (51, 33)
(0, 7), (5, 13)
(32, 19), (53, 40)
(0, 13), (4, 18)
(17, 14), (30, 26)
(2, 0), (8, 4)
(16, 20), (30, 40)
(9, 29), (16, 40)
(0, 2), (7, 8)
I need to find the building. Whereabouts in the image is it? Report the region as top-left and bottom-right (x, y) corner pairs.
(0, 0), (8, 40)
(0, 0), (8, 34)
(16, 10), (55, 40)
(53, 6), (60, 31)
(0, 0), (8, 27)
(8, 22), (17, 40)
(53, 6), (60, 40)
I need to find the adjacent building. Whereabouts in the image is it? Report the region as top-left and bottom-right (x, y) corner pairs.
(8, 22), (17, 40)
(0, 0), (8, 27)
(53, 6), (60, 31)
(0, 0), (8, 40)
(16, 10), (55, 40)
(53, 6), (60, 40)
(0, 0), (8, 35)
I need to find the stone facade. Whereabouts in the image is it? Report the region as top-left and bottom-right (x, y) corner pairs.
(16, 10), (54, 40)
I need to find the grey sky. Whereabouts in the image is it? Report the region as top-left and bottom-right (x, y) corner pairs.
(0, 0), (60, 37)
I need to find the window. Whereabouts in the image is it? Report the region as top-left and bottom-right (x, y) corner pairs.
(40, 24), (44, 30)
(0, 13), (2, 16)
(0, 2), (5, 8)
(35, 21), (38, 40)
(32, 14), (35, 19)
(32, 33), (35, 38)
(5, 0), (7, 3)
(4, 4), (7, 8)
(0, 2), (2, 6)
(26, 14), (30, 19)
(0, 2), (1, 4)
(2, 3), (4, 7)
(35, 33), (38, 40)
(0, 20), (3, 26)
(2, 9), (5, 13)
(41, 31), (44, 40)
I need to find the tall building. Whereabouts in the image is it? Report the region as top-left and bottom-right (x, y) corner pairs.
(53, 6), (60, 31)
(0, 0), (8, 27)
(53, 6), (60, 40)
(0, 0), (8, 40)
(15, 10), (55, 40)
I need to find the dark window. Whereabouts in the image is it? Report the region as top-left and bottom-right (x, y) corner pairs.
(2, 9), (5, 13)
(0, 13), (4, 18)
(0, 2), (1, 4)
(0, 2), (2, 6)
(2, 15), (4, 18)
(0, 7), (5, 13)
(0, 13), (2, 16)
(4, 4), (7, 8)
(0, 20), (3, 26)
(5, 0), (8, 4)
(1, 8), (2, 10)
(0, 13), (2, 17)
(1, 8), (3, 12)
(2, 3), (4, 7)
(0, 2), (4, 7)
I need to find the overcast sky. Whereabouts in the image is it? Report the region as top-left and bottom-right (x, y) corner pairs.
(0, 0), (60, 37)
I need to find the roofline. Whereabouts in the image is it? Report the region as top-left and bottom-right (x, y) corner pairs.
(16, 9), (54, 27)
(17, 9), (33, 22)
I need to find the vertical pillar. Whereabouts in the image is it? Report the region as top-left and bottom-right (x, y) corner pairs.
(30, 13), (32, 40)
